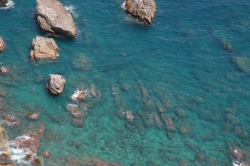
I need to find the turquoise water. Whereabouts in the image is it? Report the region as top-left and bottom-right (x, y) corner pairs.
(1, 0), (250, 165)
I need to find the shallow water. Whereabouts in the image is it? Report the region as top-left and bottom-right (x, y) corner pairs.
(1, 0), (250, 165)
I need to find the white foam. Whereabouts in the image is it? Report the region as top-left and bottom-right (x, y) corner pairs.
(121, 1), (126, 10)
(64, 5), (78, 18)
(0, 134), (45, 166)
(0, 0), (15, 10)
(66, 103), (78, 111)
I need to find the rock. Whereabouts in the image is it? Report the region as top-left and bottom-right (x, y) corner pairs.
(12, 123), (45, 154)
(125, 110), (134, 123)
(72, 54), (92, 71)
(36, 0), (77, 37)
(1, 66), (8, 75)
(0, 38), (5, 52)
(0, 0), (8, 6)
(233, 149), (243, 160)
(123, 0), (156, 24)
(25, 112), (40, 120)
(72, 118), (84, 128)
(47, 74), (66, 95)
(42, 151), (50, 158)
(161, 114), (176, 132)
(30, 36), (58, 60)
(232, 56), (250, 75)
(4, 114), (21, 128)
(69, 108), (84, 119)
(0, 163), (12, 166)
(153, 112), (163, 129)
(219, 39), (233, 51)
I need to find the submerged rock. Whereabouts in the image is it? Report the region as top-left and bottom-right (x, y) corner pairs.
(72, 54), (92, 71)
(1, 66), (8, 75)
(47, 74), (66, 95)
(0, 38), (5, 52)
(232, 56), (250, 75)
(25, 112), (40, 120)
(30, 36), (58, 60)
(123, 0), (156, 24)
(36, 0), (77, 37)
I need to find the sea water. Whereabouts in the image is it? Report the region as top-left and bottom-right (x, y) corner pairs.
(1, 0), (250, 165)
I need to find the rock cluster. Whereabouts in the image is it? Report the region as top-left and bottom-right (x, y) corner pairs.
(123, 0), (156, 24)
(0, 38), (5, 52)
(47, 74), (66, 95)
(36, 0), (77, 37)
(30, 36), (58, 60)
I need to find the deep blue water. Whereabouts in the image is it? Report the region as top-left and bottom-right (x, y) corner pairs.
(1, 0), (250, 165)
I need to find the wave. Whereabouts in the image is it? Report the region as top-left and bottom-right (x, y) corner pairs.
(64, 5), (78, 18)
(0, 0), (15, 10)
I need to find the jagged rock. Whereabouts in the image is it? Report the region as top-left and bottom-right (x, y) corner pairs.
(232, 56), (250, 75)
(0, 38), (5, 52)
(123, 0), (156, 24)
(47, 74), (66, 95)
(30, 36), (58, 60)
(36, 0), (77, 37)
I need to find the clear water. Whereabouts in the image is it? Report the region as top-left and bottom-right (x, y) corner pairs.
(1, 0), (250, 165)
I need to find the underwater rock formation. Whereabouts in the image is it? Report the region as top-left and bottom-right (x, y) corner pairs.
(47, 74), (66, 95)
(30, 36), (58, 60)
(36, 0), (77, 37)
(0, 38), (5, 52)
(72, 118), (84, 128)
(72, 54), (92, 71)
(123, 0), (156, 24)
(42, 151), (50, 158)
(161, 114), (176, 132)
(4, 114), (21, 128)
(232, 56), (250, 75)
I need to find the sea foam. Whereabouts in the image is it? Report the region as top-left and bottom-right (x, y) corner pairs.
(64, 5), (78, 18)
(0, 0), (15, 10)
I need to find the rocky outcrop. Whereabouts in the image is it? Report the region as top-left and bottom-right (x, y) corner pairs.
(47, 74), (66, 95)
(0, 38), (5, 52)
(123, 0), (156, 24)
(30, 36), (58, 60)
(36, 0), (77, 37)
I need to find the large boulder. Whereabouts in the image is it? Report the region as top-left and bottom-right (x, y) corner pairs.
(36, 0), (77, 38)
(47, 74), (66, 95)
(0, 38), (5, 52)
(30, 36), (58, 60)
(123, 0), (156, 24)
